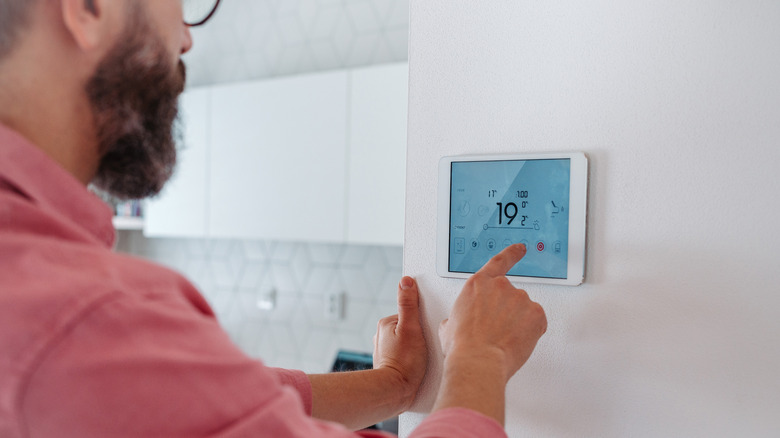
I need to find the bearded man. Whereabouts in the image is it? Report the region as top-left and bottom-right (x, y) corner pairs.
(0, 1), (547, 437)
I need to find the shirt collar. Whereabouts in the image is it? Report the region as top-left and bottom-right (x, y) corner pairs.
(0, 123), (116, 248)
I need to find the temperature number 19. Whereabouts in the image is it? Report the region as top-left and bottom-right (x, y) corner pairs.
(497, 202), (528, 226)
(497, 202), (517, 225)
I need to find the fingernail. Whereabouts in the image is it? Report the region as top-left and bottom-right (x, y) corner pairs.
(400, 277), (414, 290)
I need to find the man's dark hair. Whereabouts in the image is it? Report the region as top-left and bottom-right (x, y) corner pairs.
(0, 0), (35, 61)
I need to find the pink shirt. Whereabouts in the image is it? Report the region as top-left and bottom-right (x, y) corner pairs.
(0, 123), (506, 437)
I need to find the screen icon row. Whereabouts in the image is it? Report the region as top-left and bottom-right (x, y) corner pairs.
(453, 237), (560, 254)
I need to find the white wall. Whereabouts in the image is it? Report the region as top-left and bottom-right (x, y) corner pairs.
(401, 1), (780, 436)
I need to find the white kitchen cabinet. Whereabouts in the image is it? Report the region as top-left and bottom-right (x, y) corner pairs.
(347, 63), (408, 246)
(143, 64), (409, 245)
(208, 71), (349, 242)
(144, 87), (209, 237)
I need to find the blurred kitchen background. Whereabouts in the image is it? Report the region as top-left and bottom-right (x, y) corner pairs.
(114, 0), (410, 374)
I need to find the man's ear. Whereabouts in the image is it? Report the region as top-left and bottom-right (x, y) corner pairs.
(61, 0), (106, 51)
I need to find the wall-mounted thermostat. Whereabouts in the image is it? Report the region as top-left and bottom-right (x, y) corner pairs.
(437, 153), (588, 286)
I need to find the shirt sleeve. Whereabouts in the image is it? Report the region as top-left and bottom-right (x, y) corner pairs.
(267, 368), (313, 416)
(406, 408), (507, 438)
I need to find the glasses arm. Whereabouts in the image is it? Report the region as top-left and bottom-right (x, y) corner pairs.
(185, 0), (221, 27)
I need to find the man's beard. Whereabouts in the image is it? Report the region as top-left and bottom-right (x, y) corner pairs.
(88, 5), (186, 200)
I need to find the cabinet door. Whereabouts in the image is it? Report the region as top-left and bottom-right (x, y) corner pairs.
(209, 71), (349, 242)
(144, 87), (209, 237)
(347, 63), (409, 246)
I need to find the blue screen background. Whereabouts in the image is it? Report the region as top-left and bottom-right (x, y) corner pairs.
(449, 159), (571, 279)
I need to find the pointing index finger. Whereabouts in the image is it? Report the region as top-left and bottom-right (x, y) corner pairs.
(477, 243), (527, 277)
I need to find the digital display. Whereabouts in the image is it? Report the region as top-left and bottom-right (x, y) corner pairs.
(449, 159), (571, 279)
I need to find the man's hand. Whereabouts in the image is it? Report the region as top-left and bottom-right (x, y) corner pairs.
(307, 277), (427, 430)
(439, 243), (547, 381)
(373, 276), (428, 410)
(434, 243), (547, 425)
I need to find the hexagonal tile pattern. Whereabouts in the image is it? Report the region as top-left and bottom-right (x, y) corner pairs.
(183, 0), (409, 87)
(303, 266), (339, 296)
(242, 241), (269, 260)
(339, 245), (371, 266)
(361, 247), (389, 290)
(235, 290), (270, 321)
(269, 323), (299, 356)
(270, 263), (299, 293)
(237, 261), (268, 290)
(307, 243), (343, 266)
(119, 235), (403, 372)
(338, 266), (373, 298)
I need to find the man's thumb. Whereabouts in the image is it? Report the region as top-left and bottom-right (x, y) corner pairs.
(397, 276), (420, 329)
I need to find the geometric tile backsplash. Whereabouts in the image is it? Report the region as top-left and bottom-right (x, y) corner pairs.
(184, 0), (410, 87)
(116, 231), (402, 374)
(114, 0), (409, 374)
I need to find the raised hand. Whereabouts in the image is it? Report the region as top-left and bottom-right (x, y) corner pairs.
(373, 276), (428, 409)
(434, 243), (547, 425)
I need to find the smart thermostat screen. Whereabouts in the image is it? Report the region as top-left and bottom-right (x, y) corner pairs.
(449, 159), (571, 279)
